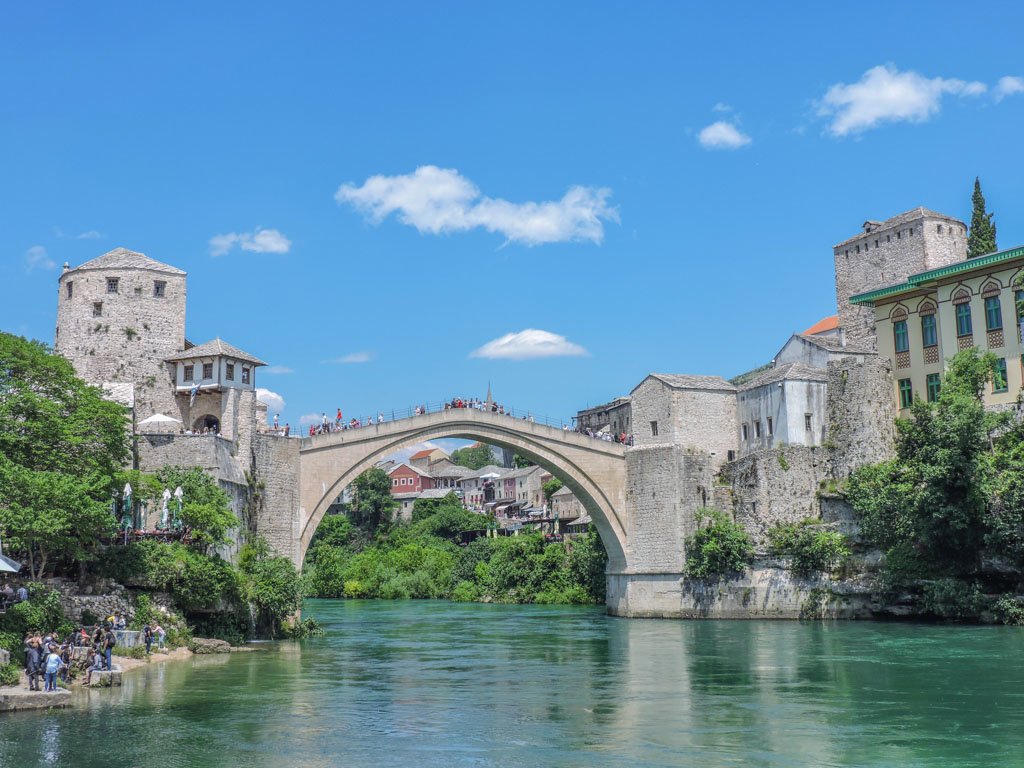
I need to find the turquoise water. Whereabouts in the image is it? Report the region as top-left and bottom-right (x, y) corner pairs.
(3, 600), (1024, 767)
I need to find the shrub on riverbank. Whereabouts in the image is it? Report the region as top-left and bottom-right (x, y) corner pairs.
(767, 519), (850, 575)
(304, 491), (608, 605)
(683, 509), (753, 579)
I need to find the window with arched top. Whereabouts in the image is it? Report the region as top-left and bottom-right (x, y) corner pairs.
(953, 290), (973, 337)
(891, 307), (909, 353)
(919, 302), (938, 347)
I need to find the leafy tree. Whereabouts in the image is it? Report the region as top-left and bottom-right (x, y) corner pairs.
(239, 537), (303, 637)
(567, 524), (608, 601)
(513, 454), (534, 469)
(0, 333), (130, 577)
(683, 509), (753, 579)
(543, 477), (564, 501)
(847, 349), (1001, 572)
(349, 468), (399, 534)
(412, 492), (463, 522)
(152, 466), (238, 551)
(308, 514), (355, 551)
(767, 519), (850, 576)
(451, 443), (497, 470)
(967, 177), (998, 258)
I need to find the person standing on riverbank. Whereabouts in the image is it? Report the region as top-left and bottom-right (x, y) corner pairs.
(42, 645), (61, 692)
(24, 637), (40, 691)
(143, 622), (153, 655)
(103, 626), (117, 670)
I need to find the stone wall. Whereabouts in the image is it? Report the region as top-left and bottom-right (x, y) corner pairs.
(825, 356), (897, 480)
(720, 445), (827, 547)
(252, 433), (302, 564)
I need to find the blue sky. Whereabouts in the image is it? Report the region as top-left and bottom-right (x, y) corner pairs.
(4, 2), (1024, 430)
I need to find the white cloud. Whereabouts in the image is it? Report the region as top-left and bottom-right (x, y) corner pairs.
(712, 102), (733, 113)
(255, 387), (285, 415)
(470, 329), (588, 361)
(698, 121), (752, 149)
(299, 413), (321, 426)
(995, 76), (1024, 101)
(262, 365), (294, 374)
(77, 230), (103, 240)
(25, 245), (55, 271)
(818, 65), (986, 136)
(327, 352), (373, 364)
(209, 227), (291, 256)
(335, 165), (618, 246)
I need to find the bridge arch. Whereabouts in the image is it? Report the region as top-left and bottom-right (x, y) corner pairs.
(297, 409), (630, 571)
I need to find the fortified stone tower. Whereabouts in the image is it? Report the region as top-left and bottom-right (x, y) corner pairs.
(54, 247), (187, 422)
(833, 207), (967, 347)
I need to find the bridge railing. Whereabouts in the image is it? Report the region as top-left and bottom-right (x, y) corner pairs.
(271, 399), (633, 446)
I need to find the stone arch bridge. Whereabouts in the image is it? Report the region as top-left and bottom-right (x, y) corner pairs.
(256, 408), (713, 617)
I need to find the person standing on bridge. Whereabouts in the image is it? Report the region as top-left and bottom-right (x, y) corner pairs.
(378, 411), (384, 424)
(273, 413), (279, 430)
(336, 408), (342, 426)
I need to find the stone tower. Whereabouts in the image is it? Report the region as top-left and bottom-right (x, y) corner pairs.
(833, 207), (967, 347)
(54, 247), (187, 422)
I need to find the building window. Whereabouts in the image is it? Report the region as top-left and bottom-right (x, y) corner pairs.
(727, 450), (736, 462)
(66, 282), (73, 299)
(754, 421), (762, 438)
(937, 224), (943, 233)
(106, 277), (119, 293)
(154, 281), (166, 298)
(92, 302), (102, 317)
(985, 296), (1003, 331)
(898, 378), (913, 408)
(956, 303), (973, 337)
(804, 414), (812, 432)
(241, 367), (251, 384)
(226, 363), (235, 381)
(741, 424), (748, 441)
(134, 286), (142, 297)
(767, 417), (773, 436)
(994, 358), (1009, 393)
(921, 313), (937, 347)
(926, 373), (941, 403)
(202, 362), (213, 379)
(893, 320), (909, 352)
(184, 364), (194, 381)
(393, 479), (398, 487)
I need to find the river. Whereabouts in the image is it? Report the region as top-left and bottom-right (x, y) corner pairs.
(3, 600), (1024, 767)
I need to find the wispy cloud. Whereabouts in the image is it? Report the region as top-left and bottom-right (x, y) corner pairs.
(698, 121), (752, 149)
(470, 329), (588, 361)
(818, 64), (987, 136)
(712, 102), (734, 113)
(25, 245), (55, 271)
(262, 365), (294, 375)
(325, 351), (373, 364)
(209, 227), (291, 257)
(255, 387), (285, 415)
(53, 227), (104, 240)
(336, 166), (618, 246)
(995, 75), (1024, 102)
(298, 413), (321, 426)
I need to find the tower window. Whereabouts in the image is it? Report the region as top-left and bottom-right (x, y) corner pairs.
(741, 424), (748, 441)
(897, 231), (901, 239)
(184, 364), (194, 381)
(154, 281), (166, 298)
(649, 420), (658, 437)
(66, 282), (73, 299)
(754, 420), (762, 438)
(92, 302), (102, 317)
(887, 235), (891, 242)
(106, 277), (119, 293)
(804, 414), (812, 431)
(226, 363), (235, 381)
(875, 239), (879, 247)
(202, 362), (213, 379)
(937, 224), (943, 233)
(242, 367), (251, 384)
(767, 417), (773, 436)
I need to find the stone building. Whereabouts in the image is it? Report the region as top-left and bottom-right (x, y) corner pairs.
(575, 396), (632, 435)
(833, 208), (967, 347)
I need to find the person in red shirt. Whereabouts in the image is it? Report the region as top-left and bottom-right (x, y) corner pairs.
(336, 408), (342, 425)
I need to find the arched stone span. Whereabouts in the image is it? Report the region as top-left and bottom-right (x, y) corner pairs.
(297, 408), (629, 571)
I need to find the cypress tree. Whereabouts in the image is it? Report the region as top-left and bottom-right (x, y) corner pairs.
(967, 177), (998, 258)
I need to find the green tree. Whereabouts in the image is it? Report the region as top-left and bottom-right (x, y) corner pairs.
(967, 177), (998, 258)
(513, 454), (534, 469)
(349, 468), (399, 534)
(847, 349), (1001, 571)
(239, 537), (303, 637)
(412, 492), (463, 523)
(542, 477), (564, 501)
(148, 466), (239, 551)
(450, 443), (496, 470)
(0, 333), (130, 577)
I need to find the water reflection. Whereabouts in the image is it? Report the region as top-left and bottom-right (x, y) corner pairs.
(3, 603), (1024, 767)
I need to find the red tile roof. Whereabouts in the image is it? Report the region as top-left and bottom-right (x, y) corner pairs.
(410, 449), (436, 460)
(803, 315), (839, 336)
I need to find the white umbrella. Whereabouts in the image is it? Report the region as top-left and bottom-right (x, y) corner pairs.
(138, 413), (182, 427)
